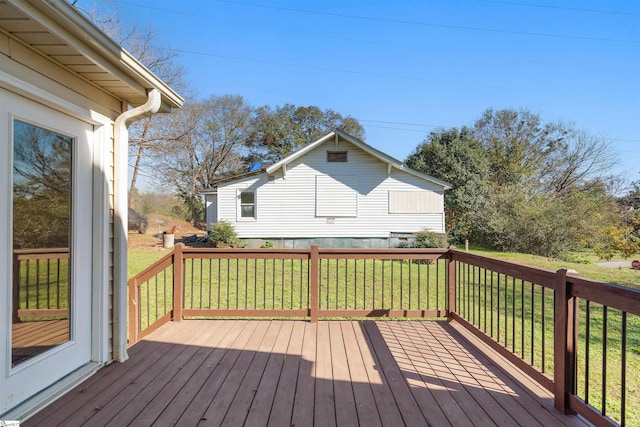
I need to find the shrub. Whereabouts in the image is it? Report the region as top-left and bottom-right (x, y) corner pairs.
(208, 221), (243, 248)
(261, 241), (274, 248)
(411, 229), (448, 248)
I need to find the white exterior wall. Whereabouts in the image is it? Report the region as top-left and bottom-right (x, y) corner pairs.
(217, 140), (445, 238)
(205, 193), (218, 230)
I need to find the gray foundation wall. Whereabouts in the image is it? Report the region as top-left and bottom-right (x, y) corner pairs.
(240, 236), (415, 249)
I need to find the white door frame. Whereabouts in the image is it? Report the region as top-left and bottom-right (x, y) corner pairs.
(0, 75), (111, 419)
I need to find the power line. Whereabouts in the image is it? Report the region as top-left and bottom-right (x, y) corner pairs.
(155, 45), (633, 104)
(361, 119), (640, 143)
(113, 0), (640, 44)
(215, 0), (639, 44)
(478, 0), (635, 16)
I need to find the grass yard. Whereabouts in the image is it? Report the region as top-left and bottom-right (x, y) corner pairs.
(468, 247), (640, 289)
(15, 255), (69, 317)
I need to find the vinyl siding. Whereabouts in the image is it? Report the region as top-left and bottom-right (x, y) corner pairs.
(218, 139), (446, 238)
(2, 36), (123, 362)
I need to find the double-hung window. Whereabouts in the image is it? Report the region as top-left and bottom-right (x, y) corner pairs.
(240, 191), (255, 218)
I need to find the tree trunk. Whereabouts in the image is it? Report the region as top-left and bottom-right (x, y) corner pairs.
(128, 117), (153, 208)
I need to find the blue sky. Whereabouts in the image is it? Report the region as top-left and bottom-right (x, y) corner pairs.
(79, 0), (640, 186)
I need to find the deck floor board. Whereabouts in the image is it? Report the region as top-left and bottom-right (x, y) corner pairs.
(24, 320), (591, 427)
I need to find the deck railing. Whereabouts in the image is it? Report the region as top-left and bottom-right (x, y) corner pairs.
(128, 243), (639, 426)
(12, 248), (70, 322)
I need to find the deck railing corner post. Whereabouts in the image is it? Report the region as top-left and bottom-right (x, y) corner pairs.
(310, 244), (319, 323)
(173, 243), (184, 322)
(128, 278), (139, 345)
(554, 268), (576, 414)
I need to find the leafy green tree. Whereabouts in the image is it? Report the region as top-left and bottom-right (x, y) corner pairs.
(408, 109), (623, 258)
(619, 181), (640, 210)
(473, 108), (568, 190)
(405, 127), (491, 243)
(249, 104), (365, 162)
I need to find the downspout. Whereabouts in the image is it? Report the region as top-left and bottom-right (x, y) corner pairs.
(112, 88), (161, 362)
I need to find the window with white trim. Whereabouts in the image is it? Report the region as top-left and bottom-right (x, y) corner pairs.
(240, 191), (255, 218)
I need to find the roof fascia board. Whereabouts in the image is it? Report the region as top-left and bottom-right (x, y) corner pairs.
(393, 166), (452, 189)
(14, 0), (183, 109)
(209, 170), (266, 187)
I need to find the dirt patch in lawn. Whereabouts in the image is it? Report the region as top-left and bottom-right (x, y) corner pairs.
(128, 214), (207, 249)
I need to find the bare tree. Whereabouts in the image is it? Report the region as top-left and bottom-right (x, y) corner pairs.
(156, 95), (254, 224)
(537, 130), (618, 196)
(73, 3), (189, 207)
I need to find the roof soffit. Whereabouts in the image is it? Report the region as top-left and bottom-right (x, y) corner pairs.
(0, 0), (183, 110)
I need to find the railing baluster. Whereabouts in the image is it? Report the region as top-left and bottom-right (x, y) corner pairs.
(602, 305), (608, 417)
(490, 270), (494, 338)
(391, 260), (395, 309)
(521, 279), (525, 357)
(585, 301), (590, 404)
(621, 311), (627, 427)
(505, 274), (509, 346)
(512, 277), (516, 352)
(541, 286), (546, 373)
(530, 282), (534, 365)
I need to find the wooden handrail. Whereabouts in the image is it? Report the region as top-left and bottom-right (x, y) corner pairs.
(449, 249), (557, 288)
(568, 275), (640, 316)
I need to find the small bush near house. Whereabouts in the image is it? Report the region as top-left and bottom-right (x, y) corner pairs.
(208, 221), (243, 248)
(411, 230), (449, 248)
(261, 241), (274, 248)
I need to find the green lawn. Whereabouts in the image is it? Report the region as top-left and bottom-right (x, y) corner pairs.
(467, 247), (640, 289)
(15, 257), (69, 318)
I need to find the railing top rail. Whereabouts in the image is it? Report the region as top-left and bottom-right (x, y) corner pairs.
(568, 274), (640, 316)
(14, 247), (70, 260)
(181, 246), (312, 257)
(128, 252), (175, 287)
(13, 247), (69, 254)
(317, 247), (448, 259)
(449, 249), (557, 288)
(180, 245), (449, 260)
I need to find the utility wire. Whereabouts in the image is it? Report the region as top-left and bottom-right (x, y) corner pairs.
(215, 0), (639, 44)
(113, 0), (639, 44)
(156, 45), (633, 104)
(478, 0), (635, 16)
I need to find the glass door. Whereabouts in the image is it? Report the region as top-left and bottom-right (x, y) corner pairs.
(1, 88), (93, 413)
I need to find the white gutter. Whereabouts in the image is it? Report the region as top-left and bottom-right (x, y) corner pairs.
(112, 89), (161, 362)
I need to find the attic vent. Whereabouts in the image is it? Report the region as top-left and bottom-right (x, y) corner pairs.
(327, 151), (348, 162)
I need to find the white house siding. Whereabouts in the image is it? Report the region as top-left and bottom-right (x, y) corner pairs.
(217, 140), (445, 239)
(205, 193), (218, 230)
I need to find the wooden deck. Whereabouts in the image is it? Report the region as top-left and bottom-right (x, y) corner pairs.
(24, 320), (590, 426)
(11, 319), (69, 365)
